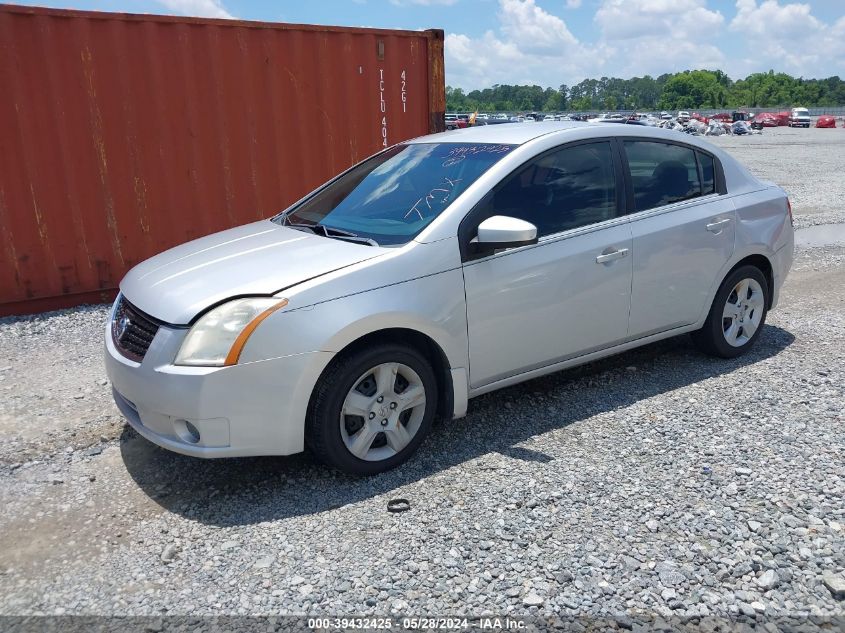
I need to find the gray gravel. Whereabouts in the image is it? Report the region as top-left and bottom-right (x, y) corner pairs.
(708, 126), (845, 229)
(0, 128), (843, 624)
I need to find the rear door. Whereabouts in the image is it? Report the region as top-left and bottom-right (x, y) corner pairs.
(623, 140), (735, 338)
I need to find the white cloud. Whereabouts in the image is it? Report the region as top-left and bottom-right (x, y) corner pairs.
(445, 0), (845, 90)
(566, 0), (582, 8)
(446, 31), (523, 88)
(157, 0), (234, 19)
(445, 0), (602, 90)
(594, 0), (725, 77)
(595, 0), (723, 41)
(729, 1), (845, 75)
(499, 0), (579, 53)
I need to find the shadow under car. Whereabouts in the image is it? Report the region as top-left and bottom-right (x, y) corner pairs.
(120, 324), (795, 527)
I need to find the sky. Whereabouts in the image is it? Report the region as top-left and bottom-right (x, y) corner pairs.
(9, 0), (845, 90)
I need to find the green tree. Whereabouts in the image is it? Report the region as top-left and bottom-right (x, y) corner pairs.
(446, 72), (844, 113)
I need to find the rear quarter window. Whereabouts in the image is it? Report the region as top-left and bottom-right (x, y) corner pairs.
(624, 141), (702, 211)
(698, 151), (716, 195)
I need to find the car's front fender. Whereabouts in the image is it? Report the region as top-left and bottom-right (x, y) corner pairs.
(238, 267), (470, 419)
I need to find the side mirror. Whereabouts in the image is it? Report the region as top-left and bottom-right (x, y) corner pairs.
(470, 215), (538, 256)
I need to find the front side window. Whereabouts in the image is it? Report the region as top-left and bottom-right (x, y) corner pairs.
(624, 141), (702, 211)
(275, 143), (515, 246)
(478, 141), (618, 238)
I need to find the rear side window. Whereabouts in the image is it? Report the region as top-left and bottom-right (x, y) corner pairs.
(698, 151), (716, 194)
(624, 141), (702, 211)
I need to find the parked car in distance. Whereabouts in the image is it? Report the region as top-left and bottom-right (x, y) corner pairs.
(106, 122), (794, 475)
(677, 111), (691, 123)
(815, 115), (836, 128)
(752, 112), (779, 128)
(445, 114), (468, 131)
(789, 107), (811, 128)
(732, 120), (752, 135)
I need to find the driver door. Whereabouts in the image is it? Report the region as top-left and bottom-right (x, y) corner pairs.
(461, 140), (633, 389)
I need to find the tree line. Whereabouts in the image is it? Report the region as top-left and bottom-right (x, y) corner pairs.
(446, 70), (845, 113)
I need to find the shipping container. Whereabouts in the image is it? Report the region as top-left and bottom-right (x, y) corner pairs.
(0, 4), (445, 316)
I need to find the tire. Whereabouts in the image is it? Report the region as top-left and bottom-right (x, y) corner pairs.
(305, 343), (438, 475)
(692, 265), (770, 359)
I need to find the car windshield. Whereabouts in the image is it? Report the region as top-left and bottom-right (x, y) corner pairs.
(274, 143), (515, 246)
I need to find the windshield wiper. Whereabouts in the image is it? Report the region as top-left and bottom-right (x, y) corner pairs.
(283, 221), (322, 234)
(281, 217), (379, 246)
(322, 225), (380, 247)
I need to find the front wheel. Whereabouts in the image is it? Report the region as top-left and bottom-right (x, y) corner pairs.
(692, 265), (769, 358)
(306, 344), (437, 475)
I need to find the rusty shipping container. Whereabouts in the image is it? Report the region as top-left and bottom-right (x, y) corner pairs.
(0, 4), (446, 316)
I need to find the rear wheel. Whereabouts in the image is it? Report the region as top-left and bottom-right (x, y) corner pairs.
(692, 265), (769, 358)
(306, 344), (437, 475)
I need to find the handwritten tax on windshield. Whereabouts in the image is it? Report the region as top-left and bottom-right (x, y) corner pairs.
(404, 177), (463, 221)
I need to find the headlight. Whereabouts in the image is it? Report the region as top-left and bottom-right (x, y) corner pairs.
(175, 297), (288, 367)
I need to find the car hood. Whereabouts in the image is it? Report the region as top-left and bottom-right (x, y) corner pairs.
(120, 220), (384, 324)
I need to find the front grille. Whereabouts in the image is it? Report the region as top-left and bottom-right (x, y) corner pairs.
(112, 296), (160, 362)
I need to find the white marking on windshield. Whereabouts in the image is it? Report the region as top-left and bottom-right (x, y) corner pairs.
(442, 144), (513, 167)
(404, 177), (463, 221)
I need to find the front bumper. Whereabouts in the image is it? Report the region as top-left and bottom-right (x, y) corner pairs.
(104, 315), (333, 458)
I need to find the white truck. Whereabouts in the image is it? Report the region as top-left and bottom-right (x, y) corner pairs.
(788, 107), (811, 128)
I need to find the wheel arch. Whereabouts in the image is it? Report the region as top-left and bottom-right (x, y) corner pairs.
(311, 327), (456, 422)
(697, 249), (776, 328)
(727, 253), (774, 309)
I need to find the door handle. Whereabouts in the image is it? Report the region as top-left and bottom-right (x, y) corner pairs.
(706, 218), (732, 233)
(595, 247), (629, 264)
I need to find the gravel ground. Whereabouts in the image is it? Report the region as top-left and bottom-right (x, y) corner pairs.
(0, 128), (843, 626)
(708, 126), (845, 229)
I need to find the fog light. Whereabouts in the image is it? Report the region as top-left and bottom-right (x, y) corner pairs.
(185, 421), (200, 443)
(174, 419), (201, 444)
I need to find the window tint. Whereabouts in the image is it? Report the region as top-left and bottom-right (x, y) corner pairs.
(698, 151), (716, 194)
(483, 142), (618, 238)
(624, 141), (702, 211)
(276, 143), (514, 246)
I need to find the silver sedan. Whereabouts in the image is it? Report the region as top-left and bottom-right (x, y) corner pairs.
(105, 122), (794, 474)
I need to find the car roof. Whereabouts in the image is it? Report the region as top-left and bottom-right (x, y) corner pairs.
(406, 120), (728, 150)
(409, 121), (588, 145)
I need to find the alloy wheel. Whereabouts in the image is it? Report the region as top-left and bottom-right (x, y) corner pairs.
(339, 362), (427, 462)
(722, 278), (765, 347)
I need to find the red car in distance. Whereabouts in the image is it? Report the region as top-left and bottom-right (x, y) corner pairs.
(753, 112), (780, 127)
